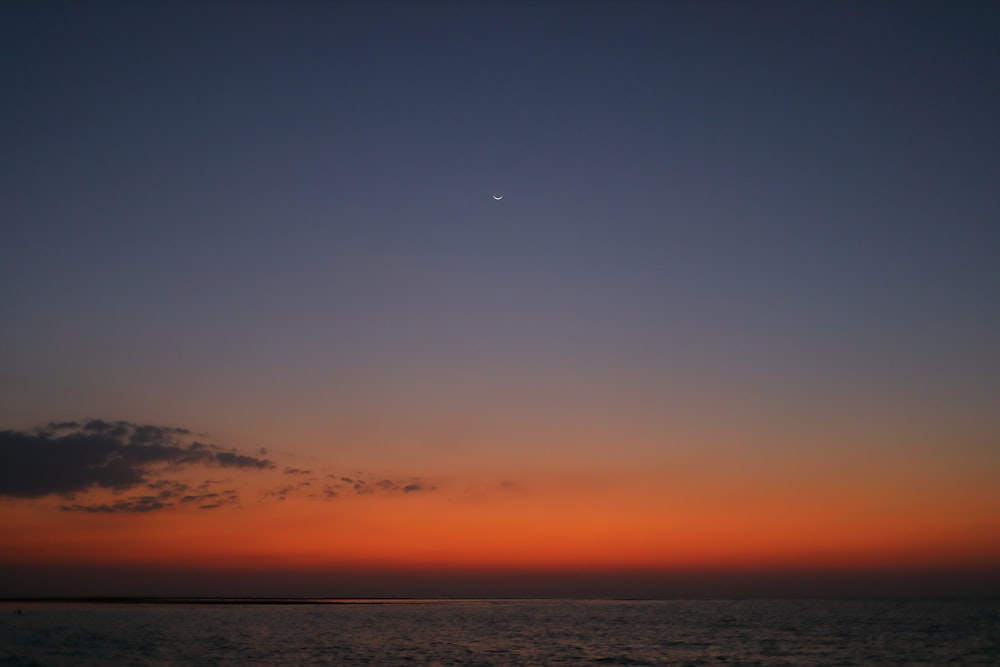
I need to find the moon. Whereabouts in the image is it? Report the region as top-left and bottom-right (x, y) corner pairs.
(492, 193), (503, 200)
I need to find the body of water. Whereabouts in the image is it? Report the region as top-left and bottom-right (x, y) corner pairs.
(2, 598), (998, 666)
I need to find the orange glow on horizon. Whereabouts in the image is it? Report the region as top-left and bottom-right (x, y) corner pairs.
(3, 462), (998, 577)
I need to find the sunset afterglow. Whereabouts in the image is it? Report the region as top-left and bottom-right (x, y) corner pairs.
(2, 1), (999, 599)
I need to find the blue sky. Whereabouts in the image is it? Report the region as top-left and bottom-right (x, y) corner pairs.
(4, 0), (999, 445)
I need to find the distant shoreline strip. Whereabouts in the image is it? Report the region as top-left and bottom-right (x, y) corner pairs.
(0, 597), (575, 605)
(1, 597), (416, 605)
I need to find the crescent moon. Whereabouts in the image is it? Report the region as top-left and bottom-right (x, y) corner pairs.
(492, 194), (503, 200)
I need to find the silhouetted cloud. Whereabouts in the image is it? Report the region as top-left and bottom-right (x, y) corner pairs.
(147, 480), (190, 498)
(59, 492), (231, 513)
(0, 420), (273, 499)
(2, 421), (436, 512)
(214, 451), (271, 469)
(55, 478), (243, 514)
(178, 490), (239, 510)
(60, 495), (171, 513)
(265, 483), (306, 501)
(275, 474), (437, 501)
(292, 473), (437, 500)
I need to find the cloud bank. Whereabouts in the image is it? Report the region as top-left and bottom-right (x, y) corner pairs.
(0, 420), (273, 500)
(1, 419), (437, 512)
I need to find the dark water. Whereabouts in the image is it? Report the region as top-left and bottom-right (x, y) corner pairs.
(2, 598), (999, 666)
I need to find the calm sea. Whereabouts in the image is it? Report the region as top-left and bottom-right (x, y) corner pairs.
(1, 598), (998, 666)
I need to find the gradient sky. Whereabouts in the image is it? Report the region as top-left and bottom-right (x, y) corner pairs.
(2, 0), (999, 597)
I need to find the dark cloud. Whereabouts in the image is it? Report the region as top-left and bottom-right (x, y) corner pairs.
(178, 490), (239, 510)
(129, 423), (191, 445)
(214, 451), (272, 469)
(2, 421), (435, 511)
(57, 481), (243, 513)
(265, 484), (300, 501)
(60, 495), (171, 513)
(147, 480), (190, 499)
(274, 474), (436, 501)
(0, 420), (273, 499)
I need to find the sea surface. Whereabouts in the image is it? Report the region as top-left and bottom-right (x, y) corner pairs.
(1, 598), (998, 666)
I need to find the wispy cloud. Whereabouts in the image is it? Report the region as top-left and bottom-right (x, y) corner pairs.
(263, 474), (436, 501)
(60, 496), (171, 513)
(331, 475), (434, 498)
(56, 479), (241, 514)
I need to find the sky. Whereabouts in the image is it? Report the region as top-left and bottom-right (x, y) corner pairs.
(2, 0), (999, 598)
